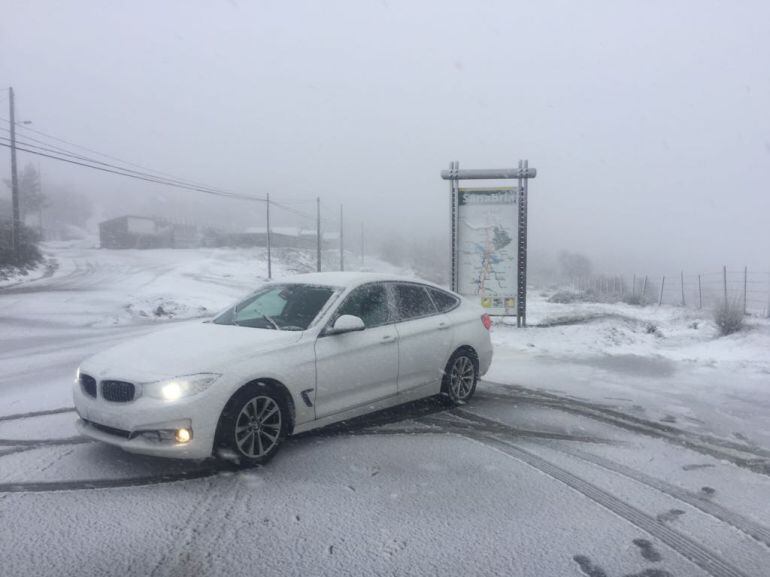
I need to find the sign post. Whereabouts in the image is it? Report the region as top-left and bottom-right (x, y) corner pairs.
(442, 161), (537, 327)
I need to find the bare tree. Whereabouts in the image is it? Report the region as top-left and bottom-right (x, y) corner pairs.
(3, 163), (45, 222)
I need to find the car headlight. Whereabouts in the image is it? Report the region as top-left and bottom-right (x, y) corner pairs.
(141, 373), (222, 401)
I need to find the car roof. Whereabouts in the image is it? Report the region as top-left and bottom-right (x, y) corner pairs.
(271, 271), (449, 291)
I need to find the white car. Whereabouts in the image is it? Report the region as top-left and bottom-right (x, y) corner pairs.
(73, 272), (493, 465)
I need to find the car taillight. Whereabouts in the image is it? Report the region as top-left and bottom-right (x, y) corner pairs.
(481, 314), (492, 330)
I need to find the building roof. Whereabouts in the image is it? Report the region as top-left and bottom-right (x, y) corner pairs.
(243, 226), (304, 236)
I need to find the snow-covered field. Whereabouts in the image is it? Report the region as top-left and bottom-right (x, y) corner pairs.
(1, 243), (769, 577)
(490, 295), (770, 448)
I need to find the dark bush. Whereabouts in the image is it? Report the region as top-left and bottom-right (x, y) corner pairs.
(622, 292), (649, 306)
(0, 220), (42, 269)
(548, 290), (584, 304)
(713, 298), (744, 336)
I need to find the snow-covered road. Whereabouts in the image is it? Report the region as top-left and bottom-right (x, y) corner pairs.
(1, 245), (769, 577)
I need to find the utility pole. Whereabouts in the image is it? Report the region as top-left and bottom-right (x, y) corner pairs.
(38, 162), (43, 237)
(360, 222), (364, 267)
(8, 87), (20, 260)
(339, 204), (344, 271)
(266, 193), (272, 279)
(316, 197), (321, 272)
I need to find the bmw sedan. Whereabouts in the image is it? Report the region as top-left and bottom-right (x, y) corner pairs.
(73, 272), (494, 465)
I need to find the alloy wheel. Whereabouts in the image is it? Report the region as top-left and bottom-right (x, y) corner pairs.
(234, 395), (282, 458)
(450, 356), (475, 400)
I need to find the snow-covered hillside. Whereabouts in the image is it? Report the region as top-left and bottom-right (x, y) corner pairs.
(2, 240), (410, 326)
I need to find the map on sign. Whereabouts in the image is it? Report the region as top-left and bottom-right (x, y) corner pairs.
(457, 187), (518, 315)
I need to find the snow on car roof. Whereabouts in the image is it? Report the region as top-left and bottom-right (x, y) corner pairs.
(271, 271), (444, 289)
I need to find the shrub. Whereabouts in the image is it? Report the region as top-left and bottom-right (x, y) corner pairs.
(548, 290), (584, 304)
(622, 293), (645, 306)
(713, 298), (744, 336)
(0, 220), (42, 269)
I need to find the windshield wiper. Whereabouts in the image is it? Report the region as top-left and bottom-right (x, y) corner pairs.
(262, 315), (280, 330)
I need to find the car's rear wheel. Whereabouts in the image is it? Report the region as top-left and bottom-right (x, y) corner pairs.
(216, 385), (288, 466)
(442, 350), (478, 404)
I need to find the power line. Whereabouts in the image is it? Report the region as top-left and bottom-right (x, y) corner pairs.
(0, 117), (257, 200)
(0, 141), (268, 202)
(0, 115), (218, 188)
(270, 200), (315, 221)
(0, 138), (319, 221)
(0, 134), (262, 200)
(0, 115), (327, 221)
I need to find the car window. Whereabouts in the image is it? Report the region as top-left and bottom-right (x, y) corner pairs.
(394, 283), (437, 321)
(334, 283), (391, 328)
(214, 284), (336, 330)
(237, 289), (286, 319)
(427, 288), (460, 313)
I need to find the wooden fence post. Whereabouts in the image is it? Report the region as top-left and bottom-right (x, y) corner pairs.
(698, 274), (702, 310)
(659, 276), (665, 306)
(680, 270), (686, 306)
(744, 266), (748, 315)
(723, 265), (728, 306)
(767, 272), (770, 319)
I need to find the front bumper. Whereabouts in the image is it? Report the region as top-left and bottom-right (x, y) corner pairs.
(73, 381), (222, 460)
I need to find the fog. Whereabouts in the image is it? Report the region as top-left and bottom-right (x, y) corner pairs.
(1, 0), (769, 277)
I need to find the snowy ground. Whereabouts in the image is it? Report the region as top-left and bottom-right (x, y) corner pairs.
(489, 295), (770, 449)
(1, 243), (769, 577)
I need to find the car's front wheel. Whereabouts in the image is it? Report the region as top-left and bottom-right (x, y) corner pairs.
(216, 385), (288, 466)
(442, 350), (478, 404)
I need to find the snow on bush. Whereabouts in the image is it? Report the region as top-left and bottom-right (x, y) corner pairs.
(713, 298), (745, 336)
(547, 290), (585, 304)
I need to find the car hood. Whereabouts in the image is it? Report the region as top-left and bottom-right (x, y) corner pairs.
(81, 322), (305, 382)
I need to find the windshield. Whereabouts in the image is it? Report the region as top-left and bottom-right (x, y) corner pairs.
(213, 284), (337, 331)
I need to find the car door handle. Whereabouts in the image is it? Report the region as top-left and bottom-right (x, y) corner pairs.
(380, 335), (396, 344)
(437, 322), (450, 330)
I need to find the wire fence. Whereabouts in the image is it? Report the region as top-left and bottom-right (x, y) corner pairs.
(570, 267), (770, 318)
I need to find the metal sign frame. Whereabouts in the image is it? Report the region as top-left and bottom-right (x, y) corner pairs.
(442, 160), (536, 327)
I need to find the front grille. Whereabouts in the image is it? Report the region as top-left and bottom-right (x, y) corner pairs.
(84, 419), (132, 439)
(80, 373), (97, 398)
(101, 380), (136, 403)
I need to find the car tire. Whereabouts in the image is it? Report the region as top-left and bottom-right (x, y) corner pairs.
(442, 350), (478, 404)
(215, 384), (289, 467)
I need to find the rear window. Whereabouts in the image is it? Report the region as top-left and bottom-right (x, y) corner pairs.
(394, 284), (437, 320)
(428, 288), (460, 312)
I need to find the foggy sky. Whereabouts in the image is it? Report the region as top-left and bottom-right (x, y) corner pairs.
(1, 0), (769, 274)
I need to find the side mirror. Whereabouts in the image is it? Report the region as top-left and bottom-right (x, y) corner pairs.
(327, 314), (365, 335)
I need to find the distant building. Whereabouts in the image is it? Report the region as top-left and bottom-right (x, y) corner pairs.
(99, 216), (199, 249)
(99, 216), (340, 250)
(222, 227), (338, 249)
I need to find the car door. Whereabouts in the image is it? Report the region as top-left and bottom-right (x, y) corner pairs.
(314, 282), (398, 419)
(391, 283), (453, 394)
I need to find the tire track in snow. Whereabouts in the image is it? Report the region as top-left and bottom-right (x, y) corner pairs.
(0, 464), (235, 493)
(0, 407), (75, 423)
(146, 476), (241, 577)
(478, 385), (770, 475)
(444, 407), (770, 550)
(460, 430), (751, 577)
